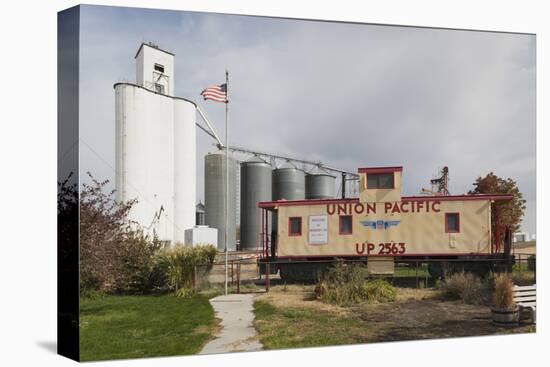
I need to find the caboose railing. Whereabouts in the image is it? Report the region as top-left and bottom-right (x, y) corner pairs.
(258, 206), (277, 260)
(259, 207), (269, 259)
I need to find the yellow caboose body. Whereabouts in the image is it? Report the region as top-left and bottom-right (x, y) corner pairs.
(258, 166), (513, 280)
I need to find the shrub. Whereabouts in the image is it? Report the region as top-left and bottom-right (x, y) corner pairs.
(158, 245), (218, 292)
(493, 273), (515, 310)
(80, 288), (107, 300)
(76, 173), (218, 295)
(148, 250), (172, 291)
(323, 262), (370, 285)
(441, 272), (484, 304)
(114, 229), (162, 293)
(78, 173), (163, 294)
(175, 287), (195, 299)
(314, 263), (396, 305)
(512, 271), (535, 286)
(314, 263), (368, 305)
(361, 279), (397, 303)
(313, 281), (327, 299)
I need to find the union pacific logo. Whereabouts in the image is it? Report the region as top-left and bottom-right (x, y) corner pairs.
(360, 220), (400, 230)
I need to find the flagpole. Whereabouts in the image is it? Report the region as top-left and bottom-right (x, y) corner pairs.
(224, 69), (229, 296)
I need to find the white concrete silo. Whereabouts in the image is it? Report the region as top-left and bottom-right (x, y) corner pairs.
(115, 42), (196, 245)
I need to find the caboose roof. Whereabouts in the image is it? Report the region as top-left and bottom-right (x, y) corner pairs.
(258, 193), (513, 209)
(358, 166), (403, 174)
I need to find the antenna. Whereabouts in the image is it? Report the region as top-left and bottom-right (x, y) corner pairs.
(421, 166), (450, 195)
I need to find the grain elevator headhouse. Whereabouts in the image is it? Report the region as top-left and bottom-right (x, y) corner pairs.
(135, 42), (174, 96)
(114, 43), (196, 246)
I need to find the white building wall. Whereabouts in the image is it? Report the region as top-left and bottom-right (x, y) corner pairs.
(184, 226), (218, 248)
(115, 83), (196, 244)
(174, 99), (196, 243)
(135, 43), (174, 96)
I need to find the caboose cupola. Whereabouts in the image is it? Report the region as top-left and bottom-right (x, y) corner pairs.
(358, 166), (403, 203)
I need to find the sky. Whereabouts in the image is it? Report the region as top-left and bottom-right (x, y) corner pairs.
(77, 5), (536, 235)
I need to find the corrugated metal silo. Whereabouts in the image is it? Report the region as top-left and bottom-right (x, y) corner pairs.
(204, 151), (237, 251)
(272, 165), (305, 240)
(305, 172), (336, 199)
(272, 165), (305, 201)
(240, 157), (272, 251)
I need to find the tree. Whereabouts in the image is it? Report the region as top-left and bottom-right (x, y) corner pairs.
(58, 172), (79, 271)
(468, 172), (526, 233)
(79, 172), (161, 293)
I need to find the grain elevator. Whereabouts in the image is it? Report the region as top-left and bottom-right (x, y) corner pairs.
(114, 43), (197, 245)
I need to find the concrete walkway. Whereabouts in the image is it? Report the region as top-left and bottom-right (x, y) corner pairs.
(199, 294), (263, 354)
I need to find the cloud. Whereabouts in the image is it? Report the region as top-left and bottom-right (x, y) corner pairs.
(78, 6), (536, 233)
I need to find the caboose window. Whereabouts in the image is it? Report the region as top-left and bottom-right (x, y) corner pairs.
(289, 217), (302, 236)
(445, 213), (460, 233)
(339, 215), (352, 235)
(367, 173), (394, 189)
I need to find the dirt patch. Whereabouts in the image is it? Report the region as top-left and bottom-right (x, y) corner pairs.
(257, 285), (442, 317)
(353, 298), (534, 341)
(256, 284), (534, 345)
(395, 287), (439, 302)
(256, 284), (352, 316)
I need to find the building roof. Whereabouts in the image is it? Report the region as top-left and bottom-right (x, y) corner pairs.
(358, 166), (403, 174)
(113, 82), (197, 107)
(258, 193), (513, 209)
(134, 42), (175, 59)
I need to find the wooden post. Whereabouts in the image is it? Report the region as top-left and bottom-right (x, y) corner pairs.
(415, 261), (419, 289)
(237, 262), (241, 294)
(266, 262), (270, 292)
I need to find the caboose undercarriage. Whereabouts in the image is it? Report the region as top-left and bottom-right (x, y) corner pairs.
(259, 253), (514, 283)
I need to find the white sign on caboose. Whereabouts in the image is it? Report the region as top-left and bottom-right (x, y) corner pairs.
(309, 215), (328, 245)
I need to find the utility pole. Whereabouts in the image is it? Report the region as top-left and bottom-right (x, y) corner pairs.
(224, 70), (229, 296)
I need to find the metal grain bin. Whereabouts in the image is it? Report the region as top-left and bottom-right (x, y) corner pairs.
(305, 173), (336, 199)
(205, 151), (237, 251)
(272, 166), (305, 201)
(240, 157), (272, 251)
(272, 165), (305, 237)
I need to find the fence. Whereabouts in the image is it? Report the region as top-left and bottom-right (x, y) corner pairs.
(514, 253), (536, 272)
(199, 254), (536, 293)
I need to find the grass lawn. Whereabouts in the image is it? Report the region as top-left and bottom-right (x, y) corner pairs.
(393, 264), (429, 278)
(254, 300), (369, 349)
(80, 294), (216, 361)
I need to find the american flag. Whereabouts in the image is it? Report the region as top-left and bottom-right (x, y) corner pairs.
(200, 83), (228, 103)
